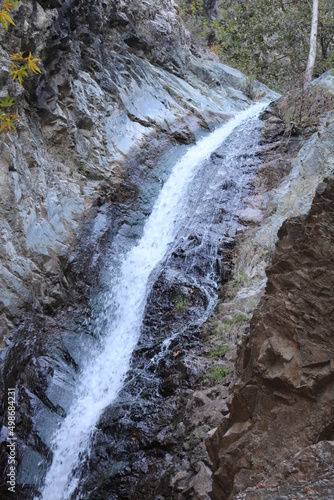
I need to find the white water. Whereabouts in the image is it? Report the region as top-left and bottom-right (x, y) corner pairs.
(39, 102), (267, 499)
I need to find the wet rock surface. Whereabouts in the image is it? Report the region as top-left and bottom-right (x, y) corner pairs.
(0, 3), (265, 489)
(69, 95), (334, 499)
(0, 0), (273, 346)
(207, 176), (334, 499)
(1, 81), (333, 499)
(1, 1), (334, 499)
(58, 115), (266, 499)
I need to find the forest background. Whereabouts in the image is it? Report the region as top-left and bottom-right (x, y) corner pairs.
(177, 0), (334, 92)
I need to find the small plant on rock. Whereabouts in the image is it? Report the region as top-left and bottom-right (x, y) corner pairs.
(203, 365), (233, 383)
(212, 313), (251, 337)
(209, 343), (232, 358)
(175, 299), (189, 311)
(0, 0), (41, 134)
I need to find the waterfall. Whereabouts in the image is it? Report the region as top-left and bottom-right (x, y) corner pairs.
(38, 101), (267, 499)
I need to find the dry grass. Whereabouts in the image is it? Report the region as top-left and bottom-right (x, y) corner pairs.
(276, 86), (334, 135)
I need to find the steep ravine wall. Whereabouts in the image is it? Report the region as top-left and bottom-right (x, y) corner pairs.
(63, 78), (334, 500)
(206, 130), (334, 498)
(145, 83), (334, 500)
(0, 0), (279, 498)
(0, 0), (276, 346)
(1, 1), (334, 499)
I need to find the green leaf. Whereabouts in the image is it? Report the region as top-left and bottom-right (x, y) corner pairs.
(0, 94), (14, 108)
(10, 64), (28, 85)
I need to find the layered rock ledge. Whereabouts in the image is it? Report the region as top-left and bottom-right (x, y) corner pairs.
(1, 0), (277, 345)
(207, 175), (334, 499)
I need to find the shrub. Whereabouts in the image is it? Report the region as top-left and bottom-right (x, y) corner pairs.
(209, 343), (232, 358)
(203, 365), (233, 382)
(0, 0), (41, 134)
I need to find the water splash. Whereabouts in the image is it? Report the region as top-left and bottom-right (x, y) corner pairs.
(38, 102), (267, 499)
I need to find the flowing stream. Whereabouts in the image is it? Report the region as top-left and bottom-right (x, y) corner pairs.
(38, 102), (267, 499)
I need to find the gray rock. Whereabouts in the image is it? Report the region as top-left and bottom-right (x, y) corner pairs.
(0, 0), (275, 345)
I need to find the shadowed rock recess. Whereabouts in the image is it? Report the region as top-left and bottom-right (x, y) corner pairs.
(207, 176), (334, 499)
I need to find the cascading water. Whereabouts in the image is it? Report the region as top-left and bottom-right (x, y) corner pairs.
(38, 102), (267, 500)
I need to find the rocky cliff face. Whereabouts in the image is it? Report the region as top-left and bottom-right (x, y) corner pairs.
(1, 1), (334, 499)
(0, 1), (279, 498)
(0, 0), (275, 345)
(207, 174), (334, 499)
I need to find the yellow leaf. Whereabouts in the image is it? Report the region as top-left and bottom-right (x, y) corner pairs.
(10, 52), (25, 62)
(0, 121), (7, 133)
(0, 113), (18, 134)
(0, 8), (15, 29)
(5, 0), (18, 9)
(26, 52), (41, 74)
(3, 3), (14, 12)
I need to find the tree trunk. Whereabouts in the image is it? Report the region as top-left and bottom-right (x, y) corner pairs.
(304, 0), (319, 85)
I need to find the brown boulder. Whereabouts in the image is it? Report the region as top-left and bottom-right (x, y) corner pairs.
(207, 176), (334, 498)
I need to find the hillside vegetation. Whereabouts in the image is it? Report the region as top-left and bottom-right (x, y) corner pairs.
(177, 0), (334, 92)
